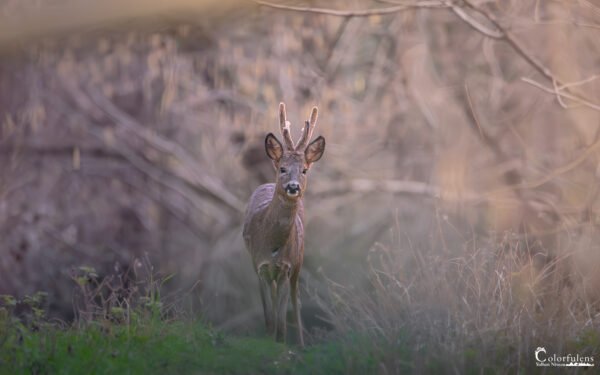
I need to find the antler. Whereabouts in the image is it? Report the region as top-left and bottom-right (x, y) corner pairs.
(295, 106), (318, 150)
(279, 102), (295, 150)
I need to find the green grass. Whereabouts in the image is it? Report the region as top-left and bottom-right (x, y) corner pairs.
(0, 318), (396, 375)
(0, 278), (398, 375)
(2, 317), (599, 374)
(2, 320), (279, 375)
(2, 295), (598, 375)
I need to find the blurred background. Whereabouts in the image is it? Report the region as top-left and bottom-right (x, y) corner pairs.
(1, 0), (600, 348)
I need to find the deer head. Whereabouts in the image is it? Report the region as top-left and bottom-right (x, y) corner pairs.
(264, 103), (325, 201)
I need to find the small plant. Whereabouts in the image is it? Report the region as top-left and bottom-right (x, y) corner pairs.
(0, 292), (50, 333)
(0, 295), (18, 348)
(138, 270), (174, 321)
(69, 257), (174, 327)
(22, 291), (49, 330)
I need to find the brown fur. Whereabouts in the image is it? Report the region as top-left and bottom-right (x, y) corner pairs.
(242, 103), (325, 346)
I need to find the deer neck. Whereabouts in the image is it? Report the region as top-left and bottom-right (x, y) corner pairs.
(265, 192), (300, 248)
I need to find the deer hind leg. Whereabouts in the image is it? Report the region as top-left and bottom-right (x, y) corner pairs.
(290, 271), (304, 347)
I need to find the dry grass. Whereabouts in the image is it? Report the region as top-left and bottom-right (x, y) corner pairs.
(314, 224), (600, 372)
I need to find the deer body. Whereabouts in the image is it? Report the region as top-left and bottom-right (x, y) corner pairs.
(244, 183), (304, 273)
(243, 103), (325, 347)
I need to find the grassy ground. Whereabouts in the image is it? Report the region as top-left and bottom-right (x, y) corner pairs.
(2, 263), (598, 375)
(3, 314), (600, 374)
(0, 318), (401, 375)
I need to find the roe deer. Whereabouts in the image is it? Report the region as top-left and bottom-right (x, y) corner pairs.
(243, 103), (325, 347)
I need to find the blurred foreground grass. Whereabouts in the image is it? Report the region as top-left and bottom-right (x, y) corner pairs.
(3, 308), (597, 374)
(0, 317), (399, 375)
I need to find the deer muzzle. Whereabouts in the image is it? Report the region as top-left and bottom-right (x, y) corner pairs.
(284, 181), (300, 197)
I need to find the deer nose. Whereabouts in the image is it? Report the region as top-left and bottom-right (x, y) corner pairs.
(285, 182), (300, 196)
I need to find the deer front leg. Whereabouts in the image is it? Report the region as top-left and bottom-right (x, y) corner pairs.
(258, 276), (274, 335)
(291, 271), (304, 348)
(275, 277), (290, 343)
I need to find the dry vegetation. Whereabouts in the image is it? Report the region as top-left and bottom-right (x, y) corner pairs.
(1, 0), (600, 372)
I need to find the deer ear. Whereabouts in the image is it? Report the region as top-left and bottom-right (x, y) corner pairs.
(265, 133), (283, 161)
(305, 136), (325, 164)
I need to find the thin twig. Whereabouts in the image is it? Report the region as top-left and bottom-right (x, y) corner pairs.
(458, 0), (600, 113)
(460, 0), (554, 81)
(445, 1), (503, 38)
(521, 77), (600, 112)
(463, 84), (564, 224)
(483, 135), (600, 195)
(465, 83), (525, 189)
(86, 128), (230, 227)
(534, 19), (600, 30)
(580, 0), (600, 17)
(47, 87), (234, 225)
(256, 0), (600, 112)
(84, 168), (210, 239)
(552, 78), (570, 109)
(465, 84), (487, 147)
(556, 75), (600, 91)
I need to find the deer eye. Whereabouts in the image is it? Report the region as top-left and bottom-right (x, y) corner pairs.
(302, 168), (308, 174)
(280, 167), (287, 174)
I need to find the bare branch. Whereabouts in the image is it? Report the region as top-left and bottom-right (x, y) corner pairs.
(86, 88), (246, 213)
(83, 167), (211, 239)
(376, 0), (443, 5)
(534, 19), (600, 30)
(552, 78), (570, 109)
(459, 0), (600, 113)
(465, 78), (600, 210)
(460, 0), (554, 81)
(488, 136), (600, 196)
(107, 136), (229, 225)
(256, 0), (600, 111)
(521, 77), (600, 112)
(464, 84), (523, 186)
(60, 81), (245, 213)
(445, 1), (503, 38)
(0, 142), (123, 161)
(254, 0), (447, 17)
(314, 178), (480, 201)
(463, 84), (563, 224)
(556, 75), (600, 91)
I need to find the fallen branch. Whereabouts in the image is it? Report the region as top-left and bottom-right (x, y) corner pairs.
(83, 168), (211, 239)
(86, 87), (246, 213)
(0, 142), (123, 161)
(85, 127), (232, 227)
(254, 0), (446, 17)
(314, 178), (480, 200)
